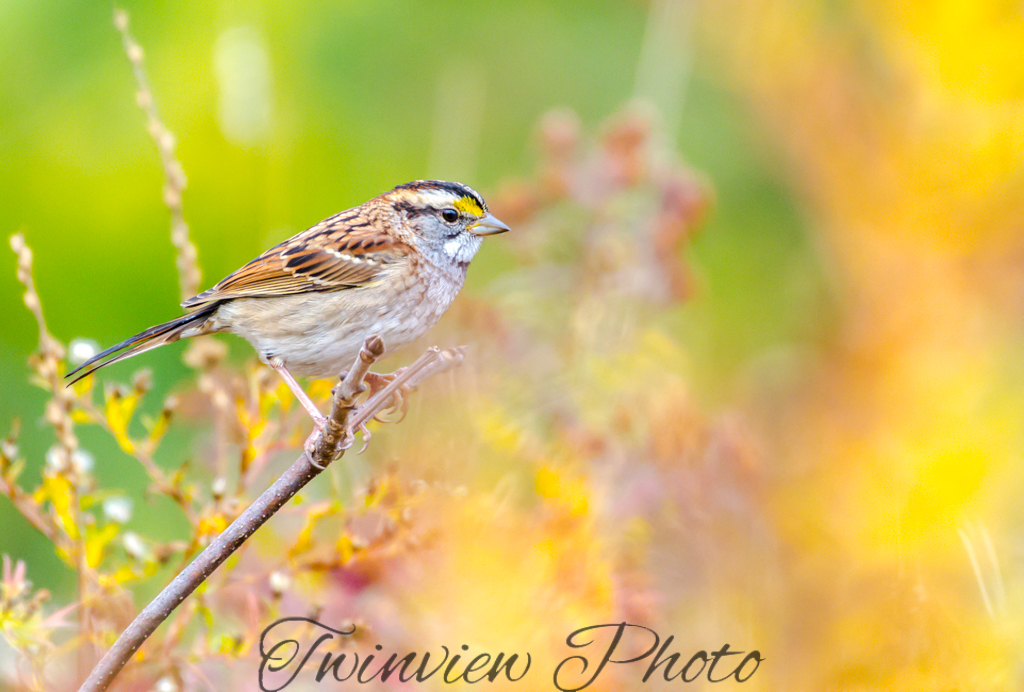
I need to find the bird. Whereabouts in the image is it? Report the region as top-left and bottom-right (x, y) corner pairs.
(66, 180), (510, 431)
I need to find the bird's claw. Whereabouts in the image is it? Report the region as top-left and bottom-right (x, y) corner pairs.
(355, 422), (372, 454)
(303, 414), (333, 469)
(364, 371), (411, 422)
(338, 426), (356, 452)
(305, 439), (324, 470)
(373, 389), (408, 423)
(364, 370), (399, 397)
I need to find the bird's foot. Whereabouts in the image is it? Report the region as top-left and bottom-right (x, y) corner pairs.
(364, 370), (412, 422)
(303, 414), (331, 469)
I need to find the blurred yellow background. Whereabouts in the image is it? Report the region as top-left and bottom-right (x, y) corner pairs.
(2, 0), (1023, 689)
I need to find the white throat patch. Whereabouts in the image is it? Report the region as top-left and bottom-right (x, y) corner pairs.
(444, 239), (462, 257)
(438, 233), (482, 266)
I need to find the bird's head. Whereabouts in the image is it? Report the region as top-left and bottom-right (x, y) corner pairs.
(381, 180), (510, 265)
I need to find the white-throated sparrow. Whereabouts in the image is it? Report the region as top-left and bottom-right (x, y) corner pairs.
(67, 180), (509, 423)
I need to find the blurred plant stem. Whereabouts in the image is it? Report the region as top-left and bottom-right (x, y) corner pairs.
(8, 233), (93, 684)
(114, 9), (201, 302)
(634, 0), (696, 152)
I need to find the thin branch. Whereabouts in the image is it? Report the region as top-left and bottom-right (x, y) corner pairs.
(113, 9), (200, 301)
(76, 337), (466, 692)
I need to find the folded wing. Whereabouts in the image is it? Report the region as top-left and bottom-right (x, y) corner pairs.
(183, 211), (408, 308)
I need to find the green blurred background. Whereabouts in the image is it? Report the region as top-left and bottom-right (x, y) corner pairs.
(1, 1), (817, 599)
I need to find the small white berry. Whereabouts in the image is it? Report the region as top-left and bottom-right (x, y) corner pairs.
(269, 570), (291, 596)
(123, 532), (148, 560)
(68, 338), (100, 366)
(155, 676), (178, 692)
(103, 497), (133, 524)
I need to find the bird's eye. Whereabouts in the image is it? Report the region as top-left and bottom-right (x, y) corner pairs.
(440, 208), (459, 224)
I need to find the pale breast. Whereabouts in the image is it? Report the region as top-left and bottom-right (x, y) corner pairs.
(214, 260), (468, 378)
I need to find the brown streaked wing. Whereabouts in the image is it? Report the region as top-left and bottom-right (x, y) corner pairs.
(181, 212), (408, 308)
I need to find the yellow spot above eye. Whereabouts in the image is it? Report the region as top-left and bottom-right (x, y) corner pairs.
(453, 196), (484, 217)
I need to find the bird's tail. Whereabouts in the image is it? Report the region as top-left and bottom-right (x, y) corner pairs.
(65, 303), (219, 386)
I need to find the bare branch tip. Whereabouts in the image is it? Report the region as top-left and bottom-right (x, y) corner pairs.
(363, 335), (385, 359)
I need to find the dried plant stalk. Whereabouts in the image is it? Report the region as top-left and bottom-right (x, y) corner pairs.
(114, 9), (201, 301)
(9, 233), (96, 680)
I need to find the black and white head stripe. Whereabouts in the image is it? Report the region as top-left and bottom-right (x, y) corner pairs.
(388, 180), (488, 217)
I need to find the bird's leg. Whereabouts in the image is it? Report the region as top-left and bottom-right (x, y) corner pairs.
(268, 358), (327, 427)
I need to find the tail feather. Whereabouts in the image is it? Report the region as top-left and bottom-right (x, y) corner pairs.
(65, 303), (219, 386)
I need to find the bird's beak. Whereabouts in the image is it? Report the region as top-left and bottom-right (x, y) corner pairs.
(467, 213), (511, 236)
